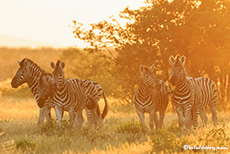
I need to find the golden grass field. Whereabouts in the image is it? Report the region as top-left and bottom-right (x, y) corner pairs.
(0, 94), (230, 154)
(0, 48), (229, 154)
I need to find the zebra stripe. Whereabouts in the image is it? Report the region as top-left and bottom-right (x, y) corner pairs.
(50, 60), (98, 128)
(11, 58), (53, 126)
(37, 74), (108, 127)
(169, 55), (217, 130)
(82, 79), (108, 123)
(134, 64), (169, 130)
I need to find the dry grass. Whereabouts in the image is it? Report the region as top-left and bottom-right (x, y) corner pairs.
(0, 95), (229, 154)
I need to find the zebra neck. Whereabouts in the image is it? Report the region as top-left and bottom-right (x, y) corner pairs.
(138, 81), (150, 96)
(27, 69), (44, 96)
(175, 77), (190, 92)
(57, 80), (67, 93)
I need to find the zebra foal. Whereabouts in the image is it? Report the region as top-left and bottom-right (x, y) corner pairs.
(134, 64), (169, 130)
(169, 54), (218, 130)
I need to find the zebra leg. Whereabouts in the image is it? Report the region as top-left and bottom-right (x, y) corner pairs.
(85, 108), (94, 128)
(199, 107), (208, 127)
(159, 110), (166, 129)
(136, 109), (145, 127)
(38, 108), (46, 126)
(209, 103), (217, 126)
(68, 108), (75, 126)
(61, 110), (65, 119)
(149, 110), (158, 130)
(176, 107), (184, 130)
(75, 109), (84, 129)
(54, 106), (63, 126)
(95, 104), (103, 127)
(192, 107), (199, 129)
(45, 108), (52, 122)
(184, 108), (192, 130)
(91, 108), (98, 128)
(85, 108), (97, 128)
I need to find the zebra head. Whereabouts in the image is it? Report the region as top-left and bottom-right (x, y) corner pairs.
(169, 54), (186, 86)
(11, 58), (31, 88)
(50, 60), (65, 89)
(37, 72), (55, 108)
(139, 64), (161, 91)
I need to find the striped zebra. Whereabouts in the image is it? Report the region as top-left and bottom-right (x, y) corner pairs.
(45, 60), (102, 128)
(169, 55), (218, 130)
(11, 58), (53, 126)
(134, 64), (169, 130)
(81, 79), (108, 125)
(37, 72), (108, 127)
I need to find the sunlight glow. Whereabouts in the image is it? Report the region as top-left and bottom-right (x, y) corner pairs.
(0, 0), (144, 48)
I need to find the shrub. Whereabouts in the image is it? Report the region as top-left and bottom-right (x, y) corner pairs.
(16, 138), (37, 152)
(116, 118), (146, 134)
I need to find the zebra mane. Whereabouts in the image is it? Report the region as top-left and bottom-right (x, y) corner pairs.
(56, 60), (61, 68)
(21, 58), (45, 74)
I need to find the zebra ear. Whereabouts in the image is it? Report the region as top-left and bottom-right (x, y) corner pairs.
(149, 64), (155, 72)
(61, 61), (65, 69)
(169, 55), (175, 65)
(17, 60), (20, 65)
(180, 55), (186, 65)
(139, 64), (145, 74)
(50, 62), (55, 69)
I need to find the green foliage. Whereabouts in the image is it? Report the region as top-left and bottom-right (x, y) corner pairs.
(116, 118), (147, 144)
(197, 124), (230, 147)
(116, 118), (146, 134)
(16, 138), (37, 152)
(79, 127), (111, 144)
(150, 124), (187, 153)
(37, 119), (74, 136)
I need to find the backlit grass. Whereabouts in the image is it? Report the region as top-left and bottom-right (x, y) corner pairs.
(0, 96), (229, 154)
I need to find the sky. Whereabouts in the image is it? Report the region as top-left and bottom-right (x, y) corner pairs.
(0, 0), (144, 48)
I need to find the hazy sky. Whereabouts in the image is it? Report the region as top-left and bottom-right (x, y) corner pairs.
(0, 0), (144, 48)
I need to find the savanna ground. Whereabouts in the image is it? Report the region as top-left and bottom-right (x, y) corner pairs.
(0, 95), (230, 154)
(0, 48), (230, 154)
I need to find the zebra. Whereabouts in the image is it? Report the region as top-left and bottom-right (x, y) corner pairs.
(37, 72), (108, 127)
(169, 54), (218, 130)
(81, 79), (108, 125)
(134, 64), (169, 130)
(11, 58), (53, 126)
(45, 60), (102, 128)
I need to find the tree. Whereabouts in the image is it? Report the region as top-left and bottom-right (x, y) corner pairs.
(71, 0), (230, 104)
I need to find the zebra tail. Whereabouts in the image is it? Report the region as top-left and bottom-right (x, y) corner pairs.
(101, 91), (108, 119)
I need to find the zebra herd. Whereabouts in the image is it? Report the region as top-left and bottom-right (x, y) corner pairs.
(10, 54), (218, 131)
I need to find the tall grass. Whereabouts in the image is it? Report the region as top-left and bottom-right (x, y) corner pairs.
(0, 96), (229, 154)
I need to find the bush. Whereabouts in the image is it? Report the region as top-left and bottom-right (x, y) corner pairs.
(37, 119), (74, 136)
(16, 138), (37, 152)
(150, 128), (187, 153)
(197, 124), (230, 147)
(116, 118), (146, 134)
